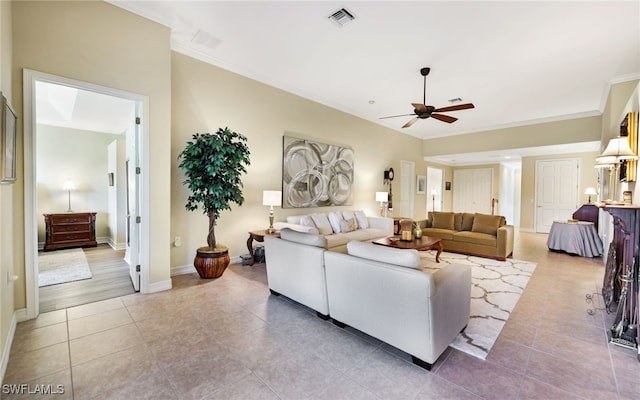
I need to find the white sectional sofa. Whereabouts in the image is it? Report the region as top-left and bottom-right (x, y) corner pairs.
(325, 241), (471, 370)
(263, 230), (471, 370)
(273, 210), (393, 252)
(263, 229), (330, 318)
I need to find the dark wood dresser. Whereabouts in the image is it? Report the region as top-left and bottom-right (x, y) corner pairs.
(43, 212), (97, 251)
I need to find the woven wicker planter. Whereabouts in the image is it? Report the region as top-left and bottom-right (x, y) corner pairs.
(194, 246), (230, 279)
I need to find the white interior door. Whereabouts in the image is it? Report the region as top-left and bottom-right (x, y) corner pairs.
(453, 168), (493, 213)
(124, 107), (142, 291)
(399, 160), (415, 218)
(535, 159), (579, 233)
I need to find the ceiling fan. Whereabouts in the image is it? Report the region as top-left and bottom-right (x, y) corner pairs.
(380, 67), (475, 128)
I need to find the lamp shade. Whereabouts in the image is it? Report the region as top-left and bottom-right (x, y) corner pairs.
(584, 187), (597, 196)
(430, 188), (438, 196)
(262, 190), (281, 207)
(598, 137), (638, 161)
(375, 191), (388, 202)
(62, 179), (76, 191)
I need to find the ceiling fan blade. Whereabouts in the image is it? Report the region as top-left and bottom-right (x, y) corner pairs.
(380, 113), (414, 119)
(402, 117), (419, 128)
(431, 113), (458, 123)
(411, 103), (428, 113)
(434, 103), (475, 113)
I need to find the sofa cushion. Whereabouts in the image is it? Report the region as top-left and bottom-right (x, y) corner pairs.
(454, 213), (464, 231)
(471, 213), (502, 236)
(347, 241), (421, 269)
(280, 228), (327, 248)
(432, 212), (455, 230)
(299, 215), (317, 229)
(354, 210), (369, 229)
(328, 211), (344, 234)
(339, 218), (357, 233)
(311, 213), (334, 235)
(454, 231), (497, 247)
(325, 228), (388, 249)
(460, 213), (475, 231)
(421, 228), (455, 240)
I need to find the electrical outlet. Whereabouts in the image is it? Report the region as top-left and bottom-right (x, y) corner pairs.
(174, 236), (182, 247)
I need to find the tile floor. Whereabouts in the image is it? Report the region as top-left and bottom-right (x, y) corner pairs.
(3, 231), (640, 399)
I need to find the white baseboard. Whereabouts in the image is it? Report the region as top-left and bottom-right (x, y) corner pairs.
(171, 264), (196, 276)
(146, 279), (172, 293)
(15, 308), (28, 323)
(1, 310), (19, 384)
(103, 237), (126, 250)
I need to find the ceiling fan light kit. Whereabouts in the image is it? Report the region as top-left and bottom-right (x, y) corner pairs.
(380, 67), (475, 128)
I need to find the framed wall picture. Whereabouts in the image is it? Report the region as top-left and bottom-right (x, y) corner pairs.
(1, 93), (17, 183)
(416, 175), (426, 194)
(282, 136), (354, 208)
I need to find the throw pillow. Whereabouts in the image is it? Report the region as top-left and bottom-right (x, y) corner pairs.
(346, 241), (420, 269)
(328, 211), (344, 234)
(299, 215), (317, 229)
(432, 212), (455, 230)
(339, 218), (357, 233)
(354, 210), (369, 229)
(311, 213), (334, 235)
(461, 213), (475, 231)
(342, 210), (355, 222)
(471, 213), (501, 236)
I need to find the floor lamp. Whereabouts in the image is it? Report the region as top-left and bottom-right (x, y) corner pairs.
(430, 188), (437, 212)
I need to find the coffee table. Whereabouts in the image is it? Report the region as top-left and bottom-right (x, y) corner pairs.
(373, 235), (443, 263)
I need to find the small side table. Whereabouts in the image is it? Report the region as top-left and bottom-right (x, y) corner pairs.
(247, 230), (280, 265)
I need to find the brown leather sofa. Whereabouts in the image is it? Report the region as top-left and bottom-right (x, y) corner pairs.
(419, 212), (514, 261)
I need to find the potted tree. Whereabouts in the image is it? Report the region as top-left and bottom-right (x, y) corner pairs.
(178, 127), (251, 278)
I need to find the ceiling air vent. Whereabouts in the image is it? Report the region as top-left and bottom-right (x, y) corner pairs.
(328, 8), (356, 28)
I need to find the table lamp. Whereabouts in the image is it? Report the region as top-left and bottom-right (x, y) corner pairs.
(596, 137), (637, 203)
(62, 179), (76, 212)
(584, 187), (597, 204)
(375, 191), (388, 216)
(262, 190), (281, 233)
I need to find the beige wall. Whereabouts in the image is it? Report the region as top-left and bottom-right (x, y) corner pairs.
(12, 1), (172, 301)
(0, 0), (14, 378)
(170, 52), (429, 266)
(36, 125), (118, 243)
(423, 116), (602, 157)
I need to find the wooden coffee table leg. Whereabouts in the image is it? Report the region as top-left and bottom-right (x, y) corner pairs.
(435, 241), (443, 263)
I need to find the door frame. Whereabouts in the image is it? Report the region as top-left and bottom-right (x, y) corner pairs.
(23, 69), (150, 319)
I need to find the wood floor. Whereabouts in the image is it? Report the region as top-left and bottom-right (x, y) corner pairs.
(39, 244), (136, 312)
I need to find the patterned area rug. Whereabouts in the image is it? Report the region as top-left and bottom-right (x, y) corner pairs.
(38, 248), (92, 287)
(420, 251), (536, 360)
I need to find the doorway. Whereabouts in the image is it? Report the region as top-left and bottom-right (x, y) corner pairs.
(534, 158), (580, 233)
(23, 70), (149, 318)
(453, 168), (493, 213)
